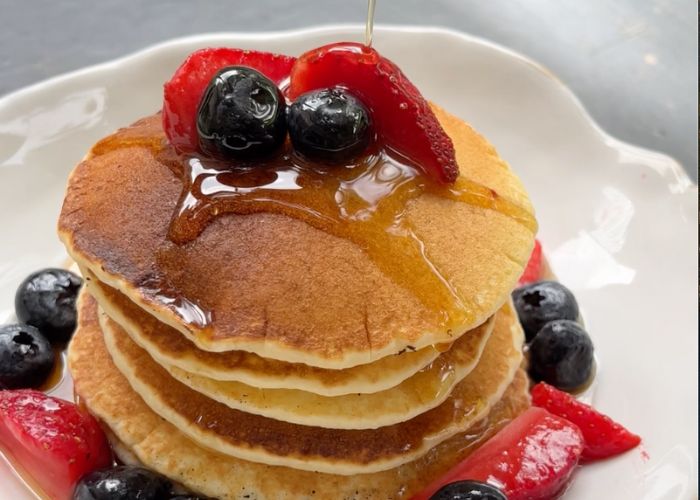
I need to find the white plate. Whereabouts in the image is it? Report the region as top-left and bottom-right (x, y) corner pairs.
(0, 25), (696, 500)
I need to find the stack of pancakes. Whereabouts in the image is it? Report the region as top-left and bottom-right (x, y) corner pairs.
(60, 106), (537, 499)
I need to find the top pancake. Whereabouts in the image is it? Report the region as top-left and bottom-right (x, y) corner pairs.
(84, 269), (457, 396)
(58, 107), (535, 368)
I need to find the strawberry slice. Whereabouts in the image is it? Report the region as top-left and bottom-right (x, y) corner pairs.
(163, 47), (295, 153)
(288, 42), (459, 184)
(411, 407), (584, 500)
(0, 390), (112, 499)
(531, 382), (641, 461)
(518, 239), (543, 285)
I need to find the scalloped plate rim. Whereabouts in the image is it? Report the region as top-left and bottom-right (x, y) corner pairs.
(0, 24), (694, 191)
(0, 24), (696, 500)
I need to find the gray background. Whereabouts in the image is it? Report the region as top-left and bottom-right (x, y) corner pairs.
(0, 0), (696, 180)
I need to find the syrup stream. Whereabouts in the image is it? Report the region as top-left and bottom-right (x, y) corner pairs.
(365, 0), (377, 47)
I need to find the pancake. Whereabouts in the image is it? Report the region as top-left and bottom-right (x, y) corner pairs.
(98, 304), (494, 430)
(69, 296), (530, 499)
(85, 270), (456, 396)
(94, 292), (523, 474)
(59, 107), (536, 368)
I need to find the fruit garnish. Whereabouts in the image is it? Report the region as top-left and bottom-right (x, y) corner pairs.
(0, 325), (54, 389)
(531, 382), (641, 461)
(528, 319), (594, 390)
(429, 480), (506, 500)
(288, 42), (458, 184)
(73, 466), (174, 500)
(512, 280), (579, 342)
(163, 48), (295, 153)
(196, 66), (287, 160)
(518, 239), (542, 285)
(0, 390), (111, 500)
(411, 407), (584, 500)
(15, 268), (83, 343)
(288, 87), (373, 163)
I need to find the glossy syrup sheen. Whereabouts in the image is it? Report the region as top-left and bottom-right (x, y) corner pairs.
(38, 348), (66, 392)
(93, 127), (536, 330)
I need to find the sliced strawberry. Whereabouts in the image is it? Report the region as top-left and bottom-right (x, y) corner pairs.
(288, 42), (458, 184)
(518, 239), (543, 285)
(163, 47), (295, 153)
(411, 407), (584, 500)
(0, 390), (112, 499)
(531, 382), (641, 461)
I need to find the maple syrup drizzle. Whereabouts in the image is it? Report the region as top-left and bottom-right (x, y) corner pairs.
(365, 0), (377, 47)
(89, 115), (536, 330)
(159, 143), (535, 329)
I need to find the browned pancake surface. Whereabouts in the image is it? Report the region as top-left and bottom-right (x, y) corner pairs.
(59, 110), (535, 367)
(87, 272), (459, 396)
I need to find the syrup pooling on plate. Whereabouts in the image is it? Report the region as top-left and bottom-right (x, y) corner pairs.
(90, 119), (535, 330)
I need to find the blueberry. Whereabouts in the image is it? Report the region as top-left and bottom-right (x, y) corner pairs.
(429, 480), (507, 500)
(15, 268), (83, 343)
(0, 324), (54, 389)
(288, 87), (372, 163)
(512, 281), (579, 342)
(528, 319), (594, 390)
(197, 66), (286, 160)
(73, 466), (173, 500)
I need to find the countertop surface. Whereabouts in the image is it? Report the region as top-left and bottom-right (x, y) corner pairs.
(0, 0), (696, 180)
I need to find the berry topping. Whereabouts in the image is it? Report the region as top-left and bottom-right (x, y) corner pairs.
(528, 319), (594, 390)
(73, 466), (173, 500)
(532, 382), (641, 461)
(518, 239), (542, 285)
(512, 280), (579, 342)
(15, 268), (83, 343)
(411, 407), (584, 500)
(163, 48), (295, 153)
(288, 87), (373, 163)
(288, 42), (458, 184)
(0, 390), (111, 500)
(429, 480), (506, 500)
(0, 324), (54, 389)
(196, 66), (287, 160)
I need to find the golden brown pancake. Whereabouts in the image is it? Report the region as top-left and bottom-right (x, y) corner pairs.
(59, 108), (535, 368)
(95, 292), (523, 474)
(85, 271), (458, 396)
(98, 304), (493, 429)
(68, 294), (530, 498)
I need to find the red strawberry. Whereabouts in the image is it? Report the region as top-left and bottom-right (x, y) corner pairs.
(288, 42), (459, 184)
(411, 407), (584, 500)
(518, 239), (543, 285)
(163, 47), (295, 153)
(0, 390), (112, 499)
(531, 382), (641, 461)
